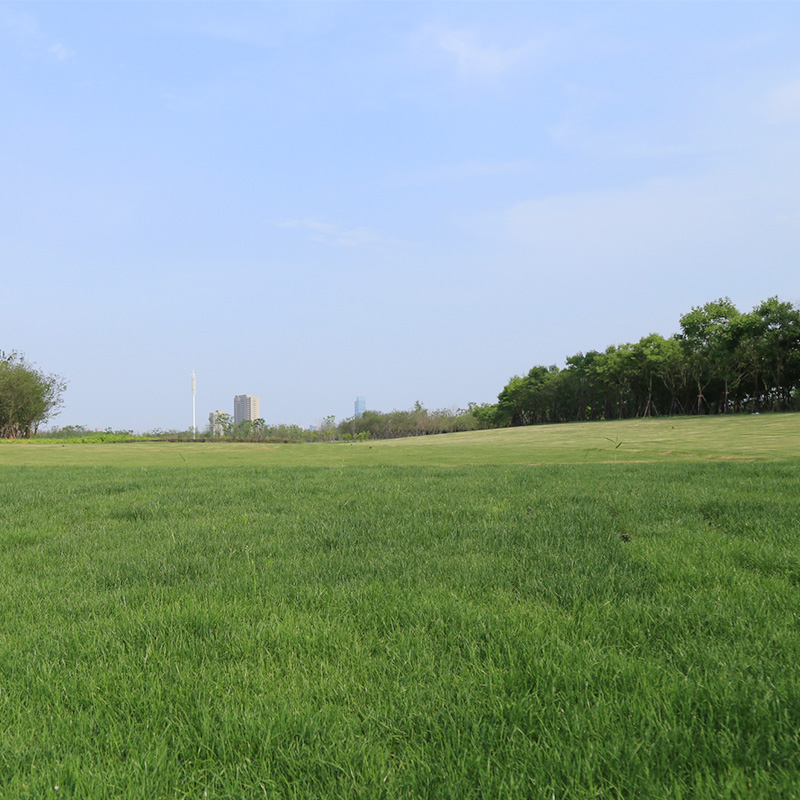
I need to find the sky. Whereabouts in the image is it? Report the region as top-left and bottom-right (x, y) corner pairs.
(2, 1), (799, 432)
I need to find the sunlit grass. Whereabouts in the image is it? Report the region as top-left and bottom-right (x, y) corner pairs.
(1, 412), (798, 466)
(1, 461), (799, 797)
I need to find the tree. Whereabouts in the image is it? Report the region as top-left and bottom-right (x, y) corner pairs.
(319, 414), (338, 441)
(563, 351), (603, 421)
(0, 351), (66, 438)
(651, 335), (688, 415)
(598, 344), (639, 419)
(206, 411), (232, 437)
(494, 366), (561, 426)
(679, 298), (740, 413)
(632, 333), (686, 417)
(741, 297), (800, 410)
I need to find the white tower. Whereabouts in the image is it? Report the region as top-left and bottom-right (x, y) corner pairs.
(191, 370), (197, 439)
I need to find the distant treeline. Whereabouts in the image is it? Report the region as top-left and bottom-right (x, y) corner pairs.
(473, 296), (800, 428)
(204, 414), (336, 442)
(202, 411), (481, 442)
(339, 402), (479, 439)
(39, 412), (481, 443)
(39, 423), (323, 444)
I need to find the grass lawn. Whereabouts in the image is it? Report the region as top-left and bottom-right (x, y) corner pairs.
(1, 415), (799, 798)
(1, 412), (798, 467)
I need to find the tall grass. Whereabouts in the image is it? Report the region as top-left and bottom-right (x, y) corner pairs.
(1, 462), (799, 797)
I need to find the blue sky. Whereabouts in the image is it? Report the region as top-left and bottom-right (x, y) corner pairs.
(2, 1), (799, 432)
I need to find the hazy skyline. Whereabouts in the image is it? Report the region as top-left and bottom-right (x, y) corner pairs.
(2, 1), (799, 431)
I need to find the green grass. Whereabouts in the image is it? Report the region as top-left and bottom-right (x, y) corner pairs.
(1, 415), (800, 798)
(2, 413), (798, 466)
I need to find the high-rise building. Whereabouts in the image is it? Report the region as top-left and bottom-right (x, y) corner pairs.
(355, 396), (366, 419)
(234, 394), (260, 425)
(209, 410), (226, 437)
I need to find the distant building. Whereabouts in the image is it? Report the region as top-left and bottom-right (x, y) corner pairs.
(209, 410), (226, 437)
(355, 396), (366, 419)
(234, 394), (260, 425)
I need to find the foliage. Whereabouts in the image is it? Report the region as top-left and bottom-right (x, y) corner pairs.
(37, 425), (139, 441)
(193, 404), (480, 444)
(36, 424), (94, 439)
(0, 351), (66, 438)
(481, 296), (800, 428)
(338, 402), (479, 439)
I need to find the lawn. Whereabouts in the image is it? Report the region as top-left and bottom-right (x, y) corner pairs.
(1, 415), (799, 798)
(1, 412), (798, 467)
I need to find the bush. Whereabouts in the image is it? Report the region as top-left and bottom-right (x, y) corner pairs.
(0, 351), (66, 438)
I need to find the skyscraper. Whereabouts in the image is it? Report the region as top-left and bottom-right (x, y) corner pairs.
(355, 396), (366, 419)
(234, 394), (260, 425)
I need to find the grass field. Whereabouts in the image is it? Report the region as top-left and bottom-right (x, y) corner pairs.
(1, 413), (798, 467)
(1, 415), (799, 798)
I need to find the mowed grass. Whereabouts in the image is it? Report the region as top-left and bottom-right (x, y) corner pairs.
(1, 416), (800, 798)
(1, 412), (798, 467)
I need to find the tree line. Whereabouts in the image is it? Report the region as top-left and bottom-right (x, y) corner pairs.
(337, 402), (478, 439)
(204, 413), (330, 442)
(206, 410), (479, 442)
(476, 296), (800, 428)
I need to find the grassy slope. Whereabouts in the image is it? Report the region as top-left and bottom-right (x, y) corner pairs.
(1, 415), (799, 798)
(1, 413), (798, 466)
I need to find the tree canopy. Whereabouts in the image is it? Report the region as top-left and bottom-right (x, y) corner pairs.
(0, 351), (66, 438)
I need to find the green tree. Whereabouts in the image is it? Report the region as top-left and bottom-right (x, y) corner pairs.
(0, 351), (66, 438)
(598, 344), (639, 419)
(469, 402), (500, 429)
(653, 335), (689, 415)
(563, 351), (603, 421)
(742, 297), (800, 410)
(494, 366), (561, 426)
(207, 411), (232, 437)
(679, 298), (740, 413)
(631, 333), (687, 417)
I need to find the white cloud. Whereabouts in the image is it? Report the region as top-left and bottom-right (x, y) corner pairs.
(1, 6), (74, 61)
(0, 5), (37, 39)
(277, 218), (379, 247)
(507, 178), (715, 259)
(413, 23), (555, 81)
(176, 4), (338, 49)
(390, 158), (535, 187)
(49, 43), (74, 62)
(437, 29), (531, 78)
(503, 164), (800, 276)
(185, 19), (280, 49)
(707, 30), (780, 59)
(766, 78), (800, 123)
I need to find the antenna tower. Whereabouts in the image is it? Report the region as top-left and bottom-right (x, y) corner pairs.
(190, 370), (197, 439)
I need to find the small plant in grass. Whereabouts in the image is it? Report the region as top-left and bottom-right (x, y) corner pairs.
(605, 435), (624, 462)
